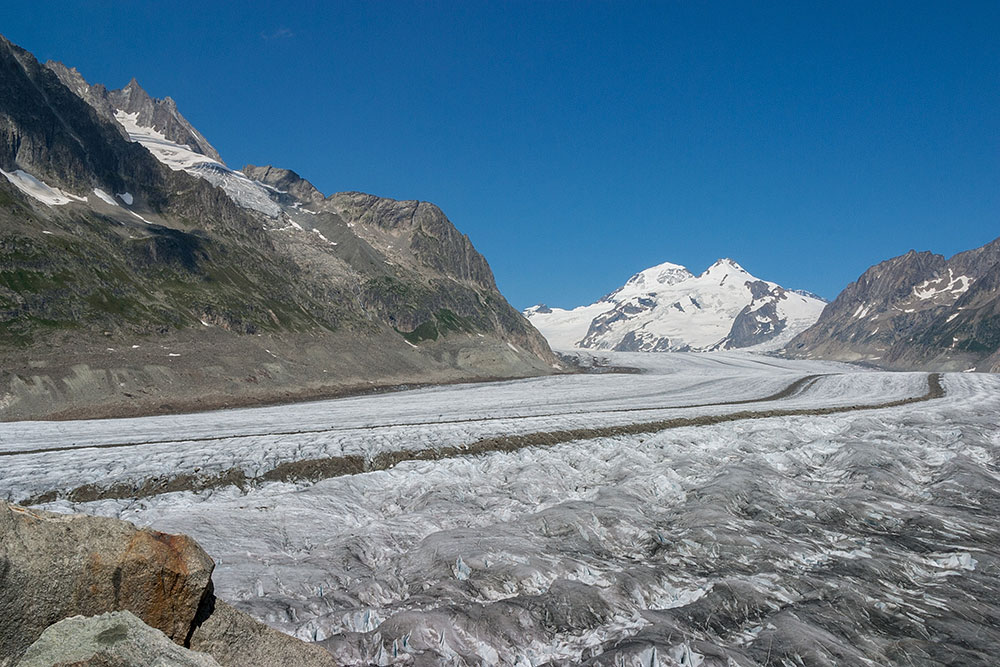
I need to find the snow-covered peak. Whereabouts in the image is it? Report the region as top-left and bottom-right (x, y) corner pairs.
(526, 256), (826, 353)
(699, 258), (755, 281)
(624, 261), (692, 290)
(607, 261), (693, 302)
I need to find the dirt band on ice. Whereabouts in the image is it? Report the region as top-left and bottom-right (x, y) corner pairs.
(21, 373), (942, 505)
(2, 374), (826, 458)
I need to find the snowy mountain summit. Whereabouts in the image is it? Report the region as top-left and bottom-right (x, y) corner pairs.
(525, 258), (826, 352)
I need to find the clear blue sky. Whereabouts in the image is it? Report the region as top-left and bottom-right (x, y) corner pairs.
(5, 1), (998, 307)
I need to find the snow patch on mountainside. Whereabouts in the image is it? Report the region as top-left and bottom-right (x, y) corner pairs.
(91, 188), (118, 206)
(605, 261), (693, 301)
(526, 258), (826, 352)
(113, 110), (281, 218)
(912, 269), (973, 301)
(1, 169), (85, 206)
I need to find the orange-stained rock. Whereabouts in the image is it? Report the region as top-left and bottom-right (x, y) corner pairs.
(0, 502), (214, 664)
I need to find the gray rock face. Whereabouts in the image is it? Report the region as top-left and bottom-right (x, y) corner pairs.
(0, 502), (215, 661)
(787, 236), (1000, 370)
(46, 62), (222, 162)
(613, 328), (685, 352)
(325, 191), (498, 288)
(579, 298), (658, 350)
(717, 282), (796, 349)
(242, 164), (325, 205)
(16, 611), (221, 667)
(0, 37), (166, 199)
(723, 299), (785, 347)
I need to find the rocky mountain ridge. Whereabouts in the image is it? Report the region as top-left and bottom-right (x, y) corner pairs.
(0, 34), (558, 420)
(525, 258), (826, 352)
(786, 235), (1000, 371)
(47, 61), (224, 162)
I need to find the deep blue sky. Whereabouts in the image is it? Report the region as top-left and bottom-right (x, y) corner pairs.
(6, 2), (999, 307)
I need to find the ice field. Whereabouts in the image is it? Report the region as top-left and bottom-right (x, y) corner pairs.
(4, 352), (999, 665)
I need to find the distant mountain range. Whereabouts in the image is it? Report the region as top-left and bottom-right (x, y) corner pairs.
(0, 35), (556, 419)
(786, 236), (1000, 372)
(525, 259), (826, 352)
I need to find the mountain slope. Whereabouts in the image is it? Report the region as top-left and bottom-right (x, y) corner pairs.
(526, 259), (825, 352)
(786, 236), (1000, 371)
(0, 34), (558, 419)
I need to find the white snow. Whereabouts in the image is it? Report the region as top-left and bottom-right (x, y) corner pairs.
(114, 111), (214, 171)
(91, 189), (118, 206)
(912, 269), (973, 301)
(113, 111), (281, 218)
(604, 260), (693, 302)
(523, 302), (610, 350)
(0, 169), (85, 206)
(526, 258), (825, 352)
(117, 192), (134, 205)
(311, 228), (336, 245)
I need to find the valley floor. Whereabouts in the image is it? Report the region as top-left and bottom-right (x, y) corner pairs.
(3, 352), (999, 665)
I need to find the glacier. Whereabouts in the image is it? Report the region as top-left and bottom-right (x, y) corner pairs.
(3, 352), (999, 665)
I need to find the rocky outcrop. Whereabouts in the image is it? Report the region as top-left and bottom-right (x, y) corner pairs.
(787, 236), (1000, 370)
(242, 164), (325, 206)
(0, 502), (335, 667)
(16, 611), (221, 667)
(716, 283), (812, 349)
(0, 502), (214, 659)
(723, 299), (785, 348)
(46, 62), (222, 163)
(325, 191), (498, 288)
